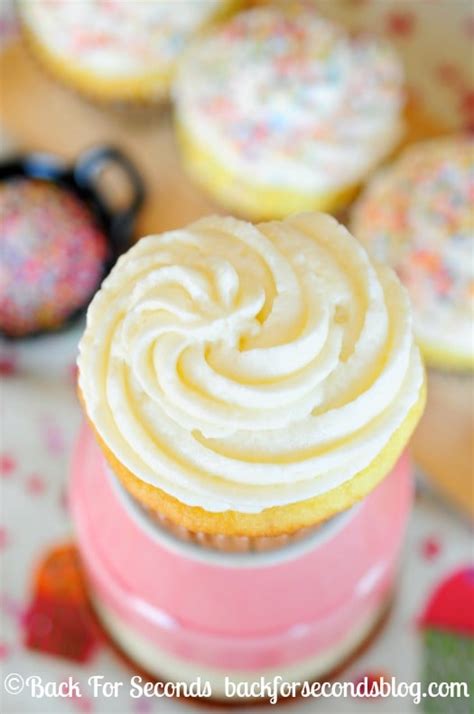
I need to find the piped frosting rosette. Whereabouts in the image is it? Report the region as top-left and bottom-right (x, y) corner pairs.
(78, 213), (425, 541)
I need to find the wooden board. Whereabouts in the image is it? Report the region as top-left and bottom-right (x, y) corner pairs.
(0, 40), (446, 238)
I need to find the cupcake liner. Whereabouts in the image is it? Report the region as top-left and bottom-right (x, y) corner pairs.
(100, 453), (324, 554)
(140, 503), (321, 553)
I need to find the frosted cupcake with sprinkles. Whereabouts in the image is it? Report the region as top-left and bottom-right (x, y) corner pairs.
(352, 136), (474, 519)
(18, 0), (238, 104)
(173, 3), (405, 219)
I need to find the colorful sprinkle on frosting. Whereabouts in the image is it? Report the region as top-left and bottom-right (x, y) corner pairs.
(352, 137), (474, 370)
(174, 4), (404, 192)
(0, 179), (108, 337)
(20, 0), (223, 78)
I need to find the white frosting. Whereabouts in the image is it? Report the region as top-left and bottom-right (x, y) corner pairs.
(78, 213), (423, 514)
(20, 0), (221, 77)
(352, 137), (474, 367)
(173, 6), (404, 192)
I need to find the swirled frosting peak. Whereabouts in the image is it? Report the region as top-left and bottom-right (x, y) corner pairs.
(78, 213), (423, 513)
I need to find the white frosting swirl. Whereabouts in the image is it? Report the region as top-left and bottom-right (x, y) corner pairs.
(173, 6), (404, 192)
(78, 214), (423, 513)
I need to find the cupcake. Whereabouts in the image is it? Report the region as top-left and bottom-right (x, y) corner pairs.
(352, 137), (474, 519)
(18, 0), (238, 104)
(77, 212), (425, 550)
(173, 5), (405, 219)
(0, 178), (109, 337)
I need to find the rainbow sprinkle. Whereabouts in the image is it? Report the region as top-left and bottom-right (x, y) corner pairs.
(352, 137), (474, 367)
(0, 179), (108, 337)
(174, 5), (404, 190)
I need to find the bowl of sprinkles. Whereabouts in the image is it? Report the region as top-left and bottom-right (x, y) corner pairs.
(0, 146), (144, 338)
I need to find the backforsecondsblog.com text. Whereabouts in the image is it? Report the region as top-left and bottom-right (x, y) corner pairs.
(2, 673), (471, 706)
